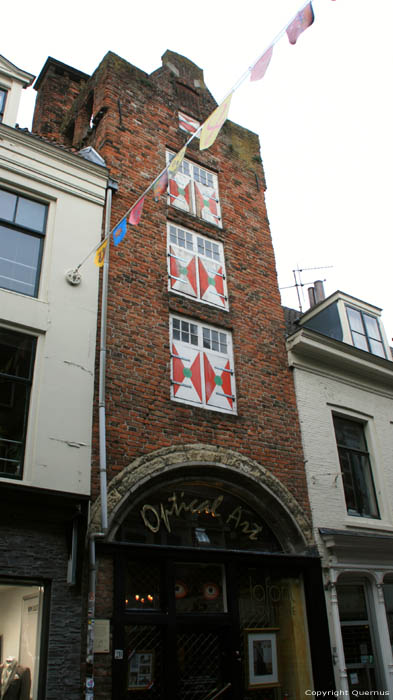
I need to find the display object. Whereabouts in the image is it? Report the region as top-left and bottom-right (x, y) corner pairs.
(127, 651), (154, 690)
(245, 629), (279, 689)
(0, 657), (31, 700)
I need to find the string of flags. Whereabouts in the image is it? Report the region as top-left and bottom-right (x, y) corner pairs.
(74, 0), (335, 272)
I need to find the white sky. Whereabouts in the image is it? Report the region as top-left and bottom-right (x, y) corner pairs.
(4, 0), (393, 341)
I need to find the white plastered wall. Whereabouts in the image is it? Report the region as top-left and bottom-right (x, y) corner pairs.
(0, 126), (107, 495)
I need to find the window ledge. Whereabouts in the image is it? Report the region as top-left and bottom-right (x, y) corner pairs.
(343, 517), (393, 533)
(0, 288), (49, 332)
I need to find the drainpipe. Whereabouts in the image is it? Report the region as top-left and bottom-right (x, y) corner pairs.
(85, 178), (117, 700)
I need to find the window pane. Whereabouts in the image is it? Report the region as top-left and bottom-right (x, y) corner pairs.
(363, 314), (381, 341)
(352, 332), (369, 352)
(334, 417), (366, 450)
(0, 330), (35, 378)
(15, 197), (46, 233)
(0, 224), (41, 296)
(347, 307), (363, 333)
(0, 190), (17, 222)
(369, 339), (385, 357)
(337, 584), (368, 621)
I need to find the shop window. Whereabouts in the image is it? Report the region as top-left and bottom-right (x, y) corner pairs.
(346, 306), (386, 358)
(0, 188), (47, 297)
(166, 151), (222, 228)
(167, 224), (228, 309)
(170, 315), (236, 413)
(337, 582), (379, 696)
(383, 575), (393, 652)
(0, 583), (44, 700)
(0, 89), (7, 122)
(0, 328), (36, 478)
(333, 415), (379, 519)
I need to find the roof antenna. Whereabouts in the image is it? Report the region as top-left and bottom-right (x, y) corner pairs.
(280, 265), (333, 312)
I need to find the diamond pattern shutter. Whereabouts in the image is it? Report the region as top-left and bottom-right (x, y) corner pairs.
(203, 350), (235, 411)
(168, 171), (192, 214)
(168, 244), (198, 298)
(171, 341), (202, 405)
(198, 257), (227, 308)
(194, 180), (221, 226)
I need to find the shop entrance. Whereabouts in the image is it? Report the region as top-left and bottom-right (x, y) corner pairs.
(108, 475), (333, 698)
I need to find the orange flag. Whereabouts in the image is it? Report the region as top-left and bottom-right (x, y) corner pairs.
(94, 239), (108, 266)
(199, 93), (233, 151)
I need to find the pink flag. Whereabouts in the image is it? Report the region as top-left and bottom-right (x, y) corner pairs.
(250, 46), (273, 82)
(153, 170), (169, 201)
(286, 2), (314, 45)
(128, 197), (145, 226)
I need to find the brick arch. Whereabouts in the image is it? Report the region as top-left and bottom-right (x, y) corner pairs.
(90, 444), (314, 552)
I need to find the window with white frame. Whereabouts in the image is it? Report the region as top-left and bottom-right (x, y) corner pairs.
(346, 306), (386, 358)
(167, 151), (222, 228)
(167, 223), (228, 309)
(333, 415), (379, 519)
(0, 188), (48, 297)
(170, 315), (236, 414)
(0, 327), (36, 479)
(0, 89), (7, 122)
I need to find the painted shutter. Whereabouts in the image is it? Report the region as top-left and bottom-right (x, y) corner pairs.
(198, 257), (227, 309)
(194, 180), (222, 227)
(171, 341), (202, 405)
(168, 244), (198, 298)
(168, 171), (192, 214)
(203, 349), (235, 412)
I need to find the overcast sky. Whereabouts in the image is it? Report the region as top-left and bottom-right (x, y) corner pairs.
(4, 0), (393, 341)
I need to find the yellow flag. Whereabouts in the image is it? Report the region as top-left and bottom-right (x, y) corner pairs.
(94, 238), (108, 267)
(168, 145), (187, 175)
(199, 93), (233, 151)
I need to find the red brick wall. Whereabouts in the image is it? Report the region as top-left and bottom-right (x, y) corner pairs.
(33, 50), (310, 514)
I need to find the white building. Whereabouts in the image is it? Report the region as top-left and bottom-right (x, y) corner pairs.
(286, 284), (393, 696)
(0, 55), (108, 699)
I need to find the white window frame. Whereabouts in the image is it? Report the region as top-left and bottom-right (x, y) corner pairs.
(166, 151), (222, 228)
(167, 223), (228, 310)
(170, 315), (237, 414)
(345, 305), (386, 358)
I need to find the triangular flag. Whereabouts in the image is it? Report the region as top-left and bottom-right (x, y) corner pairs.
(94, 238), (108, 267)
(168, 145), (187, 175)
(129, 197), (145, 226)
(153, 170), (169, 201)
(199, 93), (233, 151)
(112, 217), (127, 246)
(286, 2), (314, 44)
(250, 46), (273, 82)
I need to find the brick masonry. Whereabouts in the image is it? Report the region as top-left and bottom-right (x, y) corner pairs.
(33, 49), (310, 522)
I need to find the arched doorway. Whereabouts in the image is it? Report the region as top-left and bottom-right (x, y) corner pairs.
(92, 447), (334, 699)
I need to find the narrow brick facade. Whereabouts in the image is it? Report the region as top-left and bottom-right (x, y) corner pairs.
(32, 50), (334, 698)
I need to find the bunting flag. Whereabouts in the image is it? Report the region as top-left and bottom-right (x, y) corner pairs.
(113, 217), (127, 246)
(199, 93), (233, 151)
(153, 170), (169, 201)
(286, 2), (314, 45)
(168, 145), (187, 175)
(250, 46), (274, 82)
(94, 239), (108, 267)
(129, 197), (145, 225)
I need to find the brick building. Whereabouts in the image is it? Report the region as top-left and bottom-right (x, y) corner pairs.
(32, 50), (334, 699)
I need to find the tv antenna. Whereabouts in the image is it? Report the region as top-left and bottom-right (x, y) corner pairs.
(280, 265), (333, 312)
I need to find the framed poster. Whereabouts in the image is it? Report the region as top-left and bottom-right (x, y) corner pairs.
(245, 628), (279, 689)
(127, 650), (154, 690)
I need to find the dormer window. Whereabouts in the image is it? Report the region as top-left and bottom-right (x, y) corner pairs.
(0, 89), (7, 123)
(346, 306), (386, 358)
